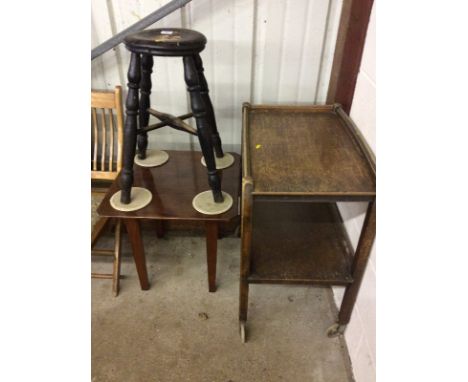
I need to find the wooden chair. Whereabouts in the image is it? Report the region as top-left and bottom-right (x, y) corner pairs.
(91, 86), (124, 296)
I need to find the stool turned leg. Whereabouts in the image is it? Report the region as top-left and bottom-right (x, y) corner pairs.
(120, 52), (141, 204)
(194, 54), (224, 158)
(137, 54), (153, 160)
(183, 55), (223, 203)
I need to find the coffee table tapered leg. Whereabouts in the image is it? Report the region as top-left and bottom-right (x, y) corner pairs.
(205, 221), (218, 292)
(124, 218), (150, 290)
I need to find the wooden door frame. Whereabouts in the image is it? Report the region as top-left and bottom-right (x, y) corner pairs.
(326, 0), (374, 114)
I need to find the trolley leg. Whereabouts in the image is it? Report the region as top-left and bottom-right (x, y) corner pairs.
(330, 201), (376, 336)
(239, 279), (249, 322)
(239, 279), (249, 343)
(239, 178), (253, 342)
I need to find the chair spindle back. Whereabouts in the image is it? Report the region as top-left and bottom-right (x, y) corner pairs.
(91, 86), (124, 180)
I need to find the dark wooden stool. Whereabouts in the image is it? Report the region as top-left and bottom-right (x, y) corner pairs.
(119, 28), (225, 207)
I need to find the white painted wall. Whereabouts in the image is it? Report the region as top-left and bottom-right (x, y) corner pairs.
(91, 0), (343, 152)
(333, 3), (376, 382)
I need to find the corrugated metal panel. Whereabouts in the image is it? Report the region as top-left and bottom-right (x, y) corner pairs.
(91, 0), (342, 152)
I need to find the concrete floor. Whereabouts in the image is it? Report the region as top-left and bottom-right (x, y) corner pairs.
(92, 220), (354, 382)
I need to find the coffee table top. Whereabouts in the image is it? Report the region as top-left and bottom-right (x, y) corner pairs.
(97, 151), (240, 222)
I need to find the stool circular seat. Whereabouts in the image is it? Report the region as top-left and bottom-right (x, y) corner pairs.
(124, 28), (207, 56)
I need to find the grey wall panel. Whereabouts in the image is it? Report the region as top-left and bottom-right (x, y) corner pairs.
(91, 0), (342, 152)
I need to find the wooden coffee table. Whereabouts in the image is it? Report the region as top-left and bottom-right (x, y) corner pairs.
(97, 150), (240, 293)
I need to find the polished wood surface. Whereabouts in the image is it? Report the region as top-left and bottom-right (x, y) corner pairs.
(205, 221), (218, 292)
(97, 150), (241, 293)
(249, 202), (353, 285)
(124, 28), (206, 57)
(91, 88), (120, 109)
(123, 219), (150, 290)
(244, 104), (375, 197)
(97, 151), (240, 222)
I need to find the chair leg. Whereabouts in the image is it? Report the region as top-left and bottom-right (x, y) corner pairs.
(112, 219), (123, 297)
(91, 217), (123, 296)
(91, 217), (110, 248)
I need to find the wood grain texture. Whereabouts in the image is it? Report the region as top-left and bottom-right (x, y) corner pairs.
(96, 152), (240, 295)
(92, 108), (98, 171)
(248, 202), (353, 285)
(338, 201), (376, 324)
(112, 219), (122, 296)
(238, 176), (253, 322)
(101, 108), (107, 170)
(205, 221), (218, 292)
(239, 102), (376, 333)
(91, 90), (117, 109)
(109, 109), (114, 171)
(245, 104), (375, 196)
(91, 86), (124, 179)
(123, 218), (150, 290)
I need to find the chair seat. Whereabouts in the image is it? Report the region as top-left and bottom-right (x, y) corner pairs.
(124, 28), (207, 56)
